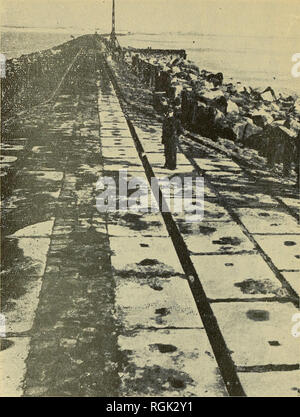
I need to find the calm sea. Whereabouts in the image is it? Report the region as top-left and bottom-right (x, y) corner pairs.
(1, 29), (299, 96)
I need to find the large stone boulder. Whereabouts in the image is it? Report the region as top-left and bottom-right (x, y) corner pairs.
(251, 108), (274, 127)
(233, 119), (263, 142)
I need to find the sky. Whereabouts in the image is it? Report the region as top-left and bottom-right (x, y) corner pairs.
(1, 0), (300, 37)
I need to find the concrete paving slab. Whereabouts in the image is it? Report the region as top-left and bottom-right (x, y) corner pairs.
(106, 212), (168, 237)
(0, 337), (30, 397)
(195, 158), (242, 173)
(219, 190), (276, 208)
(191, 253), (288, 300)
(4, 236), (51, 277)
(102, 158), (141, 169)
(212, 301), (300, 366)
(202, 200), (232, 221)
(207, 171), (247, 181)
(115, 276), (202, 330)
(103, 164), (145, 174)
(141, 143), (165, 154)
(102, 146), (137, 160)
(118, 329), (227, 397)
(238, 370), (300, 397)
(109, 236), (184, 274)
(277, 197), (300, 212)
(152, 164), (196, 177)
(281, 271), (300, 297)
(178, 221), (255, 254)
(0, 155), (18, 164)
(3, 275), (43, 333)
(146, 152), (190, 167)
(7, 219), (55, 238)
(235, 208), (300, 234)
(21, 171), (64, 182)
(255, 235), (300, 270)
(209, 176), (256, 189)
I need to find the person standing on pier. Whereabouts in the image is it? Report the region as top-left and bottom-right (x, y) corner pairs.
(162, 106), (182, 170)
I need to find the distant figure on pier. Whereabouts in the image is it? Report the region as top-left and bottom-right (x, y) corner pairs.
(162, 105), (182, 170)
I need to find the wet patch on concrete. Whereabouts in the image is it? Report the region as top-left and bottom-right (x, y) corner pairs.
(246, 310), (270, 321)
(238, 369), (300, 397)
(212, 236), (242, 246)
(178, 222), (217, 236)
(255, 235), (300, 270)
(116, 259), (179, 279)
(191, 253), (290, 300)
(149, 343), (178, 353)
(108, 212), (162, 232)
(121, 364), (193, 395)
(212, 302), (299, 367)
(284, 241), (297, 247)
(1, 236), (50, 309)
(235, 278), (288, 297)
(116, 328), (227, 396)
(268, 340), (281, 346)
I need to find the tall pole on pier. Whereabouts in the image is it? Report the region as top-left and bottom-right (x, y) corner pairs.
(112, 0), (116, 37)
(110, 0), (116, 44)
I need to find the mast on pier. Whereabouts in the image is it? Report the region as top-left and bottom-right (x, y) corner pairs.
(109, 0), (122, 53)
(110, 0), (117, 46)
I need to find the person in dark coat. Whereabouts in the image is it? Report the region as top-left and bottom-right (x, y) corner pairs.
(162, 107), (182, 170)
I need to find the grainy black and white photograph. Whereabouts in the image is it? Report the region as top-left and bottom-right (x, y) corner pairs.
(0, 0), (299, 400)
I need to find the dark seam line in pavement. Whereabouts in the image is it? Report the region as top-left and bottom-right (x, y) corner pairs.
(181, 150), (300, 307)
(252, 233), (300, 236)
(185, 133), (300, 223)
(208, 297), (293, 304)
(237, 364), (300, 373)
(4, 332), (32, 338)
(5, 235), (53, 238)
(104, 58), (246, 397)
(280, 269), (300, 272)
(122, 326), (205, 332)
(188, 250), (256, 256)
(188, 220), (232, 223)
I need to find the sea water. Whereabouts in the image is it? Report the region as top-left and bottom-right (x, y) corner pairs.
(1, 29), (299, 96)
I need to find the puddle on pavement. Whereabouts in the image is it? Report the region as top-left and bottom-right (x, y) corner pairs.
(235, 278), (288, 297)
(155, 307), (170, 316)
(117, 259), (178, 279)
(178, 223), (217, 235)
(120, 365), (193, 395)
(149, 343), (178, 354)
(246, 310), (270, 321)
(212, 236), (242, 246)
(284, 241), (297, 247)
